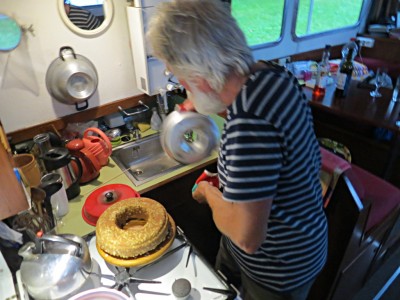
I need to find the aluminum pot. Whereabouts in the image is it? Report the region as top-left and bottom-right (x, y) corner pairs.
(45, 46), (98, 111)
(161, 111), (220, 164)
(18, 234), (92, 300)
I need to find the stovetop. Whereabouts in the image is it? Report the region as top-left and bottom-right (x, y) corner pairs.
(16, 228), (238, 300)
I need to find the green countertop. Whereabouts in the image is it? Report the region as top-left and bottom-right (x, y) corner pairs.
(59, 115), (224, 237)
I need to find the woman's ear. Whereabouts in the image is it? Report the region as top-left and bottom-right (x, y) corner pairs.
(179, 79), (191, 92)
(194, 77), (214, 93)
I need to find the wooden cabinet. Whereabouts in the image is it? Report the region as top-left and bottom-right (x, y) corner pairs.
(0, 122), (28, 220)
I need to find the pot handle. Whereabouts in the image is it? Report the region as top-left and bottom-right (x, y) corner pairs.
(18, 241), (37, 260)
(59, 46), (76, 61)
(39, 234), (82, 256)
(75, 100), (89, 111)
(84, 127), (112, 157)
(71, 155), (83, 181)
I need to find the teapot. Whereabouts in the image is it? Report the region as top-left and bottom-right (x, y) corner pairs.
(66, 127), (112, 184)
(18, 234), (93, 300)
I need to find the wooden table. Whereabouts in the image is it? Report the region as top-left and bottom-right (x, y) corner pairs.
(303, 81), (400, 180)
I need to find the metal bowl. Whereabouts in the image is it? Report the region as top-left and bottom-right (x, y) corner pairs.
(105, 128), (122, 140)
(45, 46), (98, 111)
(160, 111), (220, 164)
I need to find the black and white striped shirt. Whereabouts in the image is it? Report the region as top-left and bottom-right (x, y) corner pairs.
(218, 62), (327, 292)
(68, 6), (101, 30)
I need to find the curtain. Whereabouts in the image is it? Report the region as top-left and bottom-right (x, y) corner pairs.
(368, 0), (399, 25)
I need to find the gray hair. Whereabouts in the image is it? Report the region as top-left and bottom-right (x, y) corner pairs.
(147, 0), (254, 91)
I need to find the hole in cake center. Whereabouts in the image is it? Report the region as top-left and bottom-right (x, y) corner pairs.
(117, 208), (148, 231)
(123, 218), (147, 231)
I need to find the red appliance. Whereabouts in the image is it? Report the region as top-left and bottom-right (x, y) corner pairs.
(66, 127), (112, 184)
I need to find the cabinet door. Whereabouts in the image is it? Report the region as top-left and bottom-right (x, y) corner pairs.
(0, 129), (29, 220)
(127, 1), (171, 95)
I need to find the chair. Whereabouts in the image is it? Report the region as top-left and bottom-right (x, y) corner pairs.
(308, 148), (400, 300)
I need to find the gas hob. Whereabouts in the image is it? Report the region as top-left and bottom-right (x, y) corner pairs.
(16, 228), (237, 300)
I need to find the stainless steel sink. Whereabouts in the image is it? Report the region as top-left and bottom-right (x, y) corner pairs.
(111, 133), (183, 186)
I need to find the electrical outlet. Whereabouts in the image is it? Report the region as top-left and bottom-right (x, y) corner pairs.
(356, 37), (375, 48)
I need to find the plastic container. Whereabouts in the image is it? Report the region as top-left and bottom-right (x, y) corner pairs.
(103, 112), (125, 128)
(150, 107), (162, 131)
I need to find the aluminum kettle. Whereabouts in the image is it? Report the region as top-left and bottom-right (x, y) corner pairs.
(18, 234), (92, 300)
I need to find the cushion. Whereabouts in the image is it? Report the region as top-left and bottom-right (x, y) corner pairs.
(350, 163), (400, 231)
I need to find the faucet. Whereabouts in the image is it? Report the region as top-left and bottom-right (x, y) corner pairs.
(157, 89), (169, 120)
(157, 70), (184, 119)
(123, 120), (141, 140)
(118, 100), (149, 140)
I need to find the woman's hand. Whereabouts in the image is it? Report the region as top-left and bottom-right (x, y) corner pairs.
(177, 99), (196, 112)
(192, 180), (214, 204)
(192, 180), (272, 254)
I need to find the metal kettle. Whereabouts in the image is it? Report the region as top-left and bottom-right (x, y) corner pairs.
(42, 147), (83, 200)
(18, 234), (92, 300)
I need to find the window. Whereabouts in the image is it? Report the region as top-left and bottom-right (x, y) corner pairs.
(231, 0), (365, 48)
(231, 0), (285, 46)
(296, 0), (364, 36)
(69, 0), (103, 6)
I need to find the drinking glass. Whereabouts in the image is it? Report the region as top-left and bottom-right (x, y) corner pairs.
(370, 68), (384, 98)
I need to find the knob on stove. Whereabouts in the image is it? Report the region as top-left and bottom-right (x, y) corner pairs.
(172, 278), (191, 300)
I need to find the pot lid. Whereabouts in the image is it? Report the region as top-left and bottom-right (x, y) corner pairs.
(82, 184), (140, 226)
(161, 111), (220, 164)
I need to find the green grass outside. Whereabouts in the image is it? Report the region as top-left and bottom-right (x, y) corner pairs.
(231, 0), (364, 46)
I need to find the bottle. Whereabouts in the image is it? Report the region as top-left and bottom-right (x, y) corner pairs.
(335, 47), (355, 98)
(150, 107), (162, 131)
(391, 76), (400, 102)
(312, 44), (331, 101)
(341, 38), (358, 61)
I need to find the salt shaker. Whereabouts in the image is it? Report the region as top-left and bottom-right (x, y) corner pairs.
(392, 76), (400, 102)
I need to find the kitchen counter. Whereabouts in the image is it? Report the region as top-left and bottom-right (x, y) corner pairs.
(13, 115), (236, 300)
(59, 115), (225, 238)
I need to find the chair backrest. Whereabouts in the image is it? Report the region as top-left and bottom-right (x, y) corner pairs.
(313, 147), (400, 300)
(349, 163), (400, 231)
(320, 146), (400, 232)
(309, 173), (368, 300)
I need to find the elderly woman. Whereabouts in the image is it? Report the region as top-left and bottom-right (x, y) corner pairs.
(147, 1), (327, 299)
